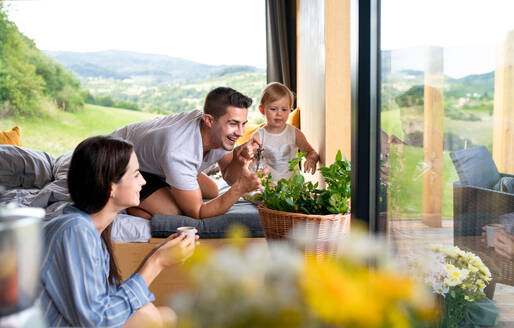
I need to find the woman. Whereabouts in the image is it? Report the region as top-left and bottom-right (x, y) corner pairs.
(38, 136), (197, 327)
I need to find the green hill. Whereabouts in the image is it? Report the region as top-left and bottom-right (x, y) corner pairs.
(0, 104), (159, 156)
(44, 50), (267, 114)
(45, 50), (265, 84)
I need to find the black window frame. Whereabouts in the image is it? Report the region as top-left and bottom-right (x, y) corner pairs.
(350, 0), (382, 233)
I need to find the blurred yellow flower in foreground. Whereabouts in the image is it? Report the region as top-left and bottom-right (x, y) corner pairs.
(300, 257), (436, 328)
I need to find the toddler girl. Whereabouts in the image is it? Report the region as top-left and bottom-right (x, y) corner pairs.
(251, 82), (319, 181)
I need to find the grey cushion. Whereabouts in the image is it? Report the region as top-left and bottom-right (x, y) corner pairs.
(450, 146), (500, 189)
(0, 145), (55, 189)
(151, 200), (264, 238)
(494, 177), (514, 194)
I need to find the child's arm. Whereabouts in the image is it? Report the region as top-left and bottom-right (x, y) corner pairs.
(295, 128), (319, 174)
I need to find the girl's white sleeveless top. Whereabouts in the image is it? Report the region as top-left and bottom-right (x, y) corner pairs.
(256, 124), (297, 181)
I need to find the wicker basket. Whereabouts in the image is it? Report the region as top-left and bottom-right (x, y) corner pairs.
(257, 206), (351, 256)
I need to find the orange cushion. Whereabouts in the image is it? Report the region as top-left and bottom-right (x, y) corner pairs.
(287, 107), (300, 129)
(235, 123), (265, 146)
(0, 126), (21, 146)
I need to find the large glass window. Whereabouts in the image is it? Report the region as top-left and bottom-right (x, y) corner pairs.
(380, 0), (514, 322)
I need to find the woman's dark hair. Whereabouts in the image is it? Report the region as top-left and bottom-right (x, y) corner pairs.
(203, 87), (253, 118)
(68, 135), (134, 285)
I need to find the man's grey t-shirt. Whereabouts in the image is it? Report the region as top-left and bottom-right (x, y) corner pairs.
(110, 109), (230, 190)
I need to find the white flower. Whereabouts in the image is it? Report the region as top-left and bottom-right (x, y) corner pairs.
(444, 263), (455, 271)
(432, 282), (448, 296)
(444, 268), (469, 287)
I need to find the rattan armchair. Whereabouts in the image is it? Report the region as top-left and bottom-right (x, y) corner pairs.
(453, 175), (514, 297)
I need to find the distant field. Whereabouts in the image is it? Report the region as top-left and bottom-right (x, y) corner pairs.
(0, 105), (159, 156)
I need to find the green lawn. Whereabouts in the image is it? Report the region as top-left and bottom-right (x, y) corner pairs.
(387, 144), (458, 219)
(0, 105), (159, 156)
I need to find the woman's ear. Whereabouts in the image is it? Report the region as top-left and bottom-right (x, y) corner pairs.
(203, 114), (215, 128)
(258, 105), (265, 115)
(110, 183), (117, 199)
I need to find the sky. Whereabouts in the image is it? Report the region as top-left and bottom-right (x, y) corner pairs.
(381, 0), (514, 77)
(5, 0), (514, 77)
(5, 0), (267, 68)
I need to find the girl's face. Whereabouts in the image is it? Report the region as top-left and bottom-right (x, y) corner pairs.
(111, 152), (146, 209)
(259, 96), (291, 131)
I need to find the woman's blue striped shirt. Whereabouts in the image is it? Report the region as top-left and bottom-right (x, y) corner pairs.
(37, 206), (154, 327)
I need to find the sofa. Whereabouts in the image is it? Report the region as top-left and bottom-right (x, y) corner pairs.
(451, 146), (514, 296)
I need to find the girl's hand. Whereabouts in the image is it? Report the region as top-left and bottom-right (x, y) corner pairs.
(303, 152), (319, 174)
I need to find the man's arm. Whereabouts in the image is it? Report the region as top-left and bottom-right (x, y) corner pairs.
(217, 152), (241, 186)
(171, 167), (261, 219)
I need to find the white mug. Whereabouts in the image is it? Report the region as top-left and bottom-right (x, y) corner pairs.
(486, 224), (505, 247)
(177, 226), (196, 247)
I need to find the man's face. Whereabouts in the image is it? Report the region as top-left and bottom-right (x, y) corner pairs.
(211, 106), (248, 151)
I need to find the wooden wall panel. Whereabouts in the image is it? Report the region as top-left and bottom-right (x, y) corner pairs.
(325, 0), (351, 163)
(422, 47), (444, 228)
(493, 31), (514, 174)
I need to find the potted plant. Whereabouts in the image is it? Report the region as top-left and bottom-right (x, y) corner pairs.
(408, 244), (499, 328)
(253, 150), (351, 252)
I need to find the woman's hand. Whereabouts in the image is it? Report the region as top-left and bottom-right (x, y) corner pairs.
(153, 232), (199, 268)
(137, 231), (199, 286)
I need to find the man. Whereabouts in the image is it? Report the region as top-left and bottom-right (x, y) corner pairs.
(110, 87), (261, 219)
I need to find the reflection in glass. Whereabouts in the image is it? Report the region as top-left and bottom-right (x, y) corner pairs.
(380, 0), (514, 322)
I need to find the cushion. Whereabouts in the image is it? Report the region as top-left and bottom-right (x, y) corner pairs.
(287, 107), (300, 129)
(151, 200), (264, 238)
(0, 145), (55, 189)
(493, 176), (514, 194)
(235, 123), (265, 146)
(450, 146), (500, 189)
(0, 126), (21, 146)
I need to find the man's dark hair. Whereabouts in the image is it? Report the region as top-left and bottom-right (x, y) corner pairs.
(68, 135), (133, 285)
(203, 87), (252, 118)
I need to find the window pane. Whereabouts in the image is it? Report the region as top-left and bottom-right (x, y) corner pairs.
(380, 0), (514, 323)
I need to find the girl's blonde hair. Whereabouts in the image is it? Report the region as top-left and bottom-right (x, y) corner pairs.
(259, 82), (295, 109)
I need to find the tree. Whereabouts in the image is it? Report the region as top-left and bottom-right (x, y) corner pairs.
(0, 3), (84, 115)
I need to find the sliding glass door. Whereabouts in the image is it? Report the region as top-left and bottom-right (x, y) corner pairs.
(376, 0), (514, 322)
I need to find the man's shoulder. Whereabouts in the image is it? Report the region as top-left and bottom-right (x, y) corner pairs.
(164, 109), (203, 123)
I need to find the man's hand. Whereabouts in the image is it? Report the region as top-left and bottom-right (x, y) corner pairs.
(235, 138), (261, 165)
(235, 161), (264, 194)
(494, 230), (514, 260)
